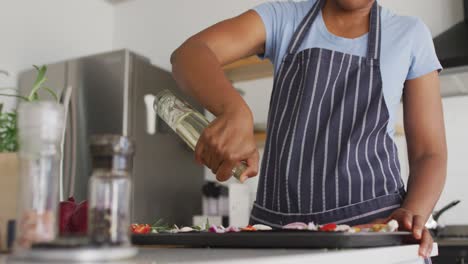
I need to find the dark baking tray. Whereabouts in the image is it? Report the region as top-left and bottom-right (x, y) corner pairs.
(132, 231), (414, 249)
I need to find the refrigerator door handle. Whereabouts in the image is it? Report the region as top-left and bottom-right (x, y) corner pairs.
(59, 85), (73, 201)
(144, 94), (157, 135)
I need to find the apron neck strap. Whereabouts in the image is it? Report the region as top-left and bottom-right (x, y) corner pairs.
(286, 0), (382, 62)
(367, 1), (382, 62)
(286, 0), (325, 55)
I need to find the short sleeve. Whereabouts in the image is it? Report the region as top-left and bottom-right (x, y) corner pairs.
(406, 19), (442, 80)
(252, 2), (284, 62)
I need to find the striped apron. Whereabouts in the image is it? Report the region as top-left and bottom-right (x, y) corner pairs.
(251, 0), (406, 227)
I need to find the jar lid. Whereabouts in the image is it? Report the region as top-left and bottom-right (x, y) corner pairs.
(90, 135), (135, 156)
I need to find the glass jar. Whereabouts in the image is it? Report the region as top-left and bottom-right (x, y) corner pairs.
(88, 135), (134, 246)
(14, 102), (64, 250)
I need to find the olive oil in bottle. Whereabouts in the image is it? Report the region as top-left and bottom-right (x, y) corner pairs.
(155, 89), (247, 181)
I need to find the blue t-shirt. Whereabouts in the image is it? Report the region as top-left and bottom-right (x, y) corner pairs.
(253, 0), (442, 137)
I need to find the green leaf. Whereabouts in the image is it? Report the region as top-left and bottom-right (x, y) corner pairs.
(0, 93), (29, 101)
(42, 87), (59, 102)
(0, 110), (18, 152)
(28, 65), (47, 101)
(152, 219), (165, 227)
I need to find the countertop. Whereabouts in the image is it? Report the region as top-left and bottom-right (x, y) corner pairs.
(0, 244), (438, 264)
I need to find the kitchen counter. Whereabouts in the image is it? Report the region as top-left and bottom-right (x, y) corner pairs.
(0, 244), (437, 264)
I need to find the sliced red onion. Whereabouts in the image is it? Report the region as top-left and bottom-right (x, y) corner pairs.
(225, 226), (241, 233)
(283, 222), (308, 230)
(208, 225), (226, 234)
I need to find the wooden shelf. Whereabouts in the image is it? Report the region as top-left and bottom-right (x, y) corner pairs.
(223, 56), (274, 83)
(254, 131), (267, 147)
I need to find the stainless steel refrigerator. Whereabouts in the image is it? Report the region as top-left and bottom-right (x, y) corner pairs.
(18, 49), (204, 225)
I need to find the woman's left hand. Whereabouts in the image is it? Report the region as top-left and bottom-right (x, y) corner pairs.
(373, 208), (433, 258)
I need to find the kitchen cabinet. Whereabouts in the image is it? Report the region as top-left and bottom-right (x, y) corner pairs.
(223, 56), (274, 133)
(223, 56), (273, 83)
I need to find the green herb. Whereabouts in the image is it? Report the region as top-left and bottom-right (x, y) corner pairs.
(0, 105), (18, 152)
(150, 219), (172, 233)
(0, 65), (58, 153)
(191, 225), (203, 231)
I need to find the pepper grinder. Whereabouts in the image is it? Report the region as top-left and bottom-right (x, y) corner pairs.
(88, 135), (135, 246)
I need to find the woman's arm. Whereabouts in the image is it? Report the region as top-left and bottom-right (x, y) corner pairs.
(402, 71), (447, 220)
(171, 11), (267, 181)
(171, 10), (266, 117)
(389, 71), (447, 258)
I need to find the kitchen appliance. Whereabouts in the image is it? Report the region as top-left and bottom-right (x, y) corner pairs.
(18, 50), (204, 226)
(427, 201), (468, 264)
(434, 0), (468, 97)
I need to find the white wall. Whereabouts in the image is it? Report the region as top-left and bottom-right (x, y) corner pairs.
(0, 0), (115, 111)
(379, 0), (464, 36)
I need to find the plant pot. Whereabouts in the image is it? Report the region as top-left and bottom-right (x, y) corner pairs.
(0, 152), (18, 251)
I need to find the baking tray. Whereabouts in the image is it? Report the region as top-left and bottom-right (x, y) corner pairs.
(132, 231), (414, 249)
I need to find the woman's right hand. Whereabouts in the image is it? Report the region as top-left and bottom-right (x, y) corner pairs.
(195, 105), (259, 183)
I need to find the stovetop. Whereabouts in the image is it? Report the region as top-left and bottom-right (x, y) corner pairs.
(436, 225), (468, 238)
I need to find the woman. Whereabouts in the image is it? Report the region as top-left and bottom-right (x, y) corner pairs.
(171, 0), (447, 258)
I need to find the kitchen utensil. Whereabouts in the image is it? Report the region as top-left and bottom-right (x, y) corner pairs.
(88, 135), (135, 246)
(433, 200), (461, 222)
(132, 231), (414, 249)
(428, 200), (461, 237)
(14, 102), (64, 251)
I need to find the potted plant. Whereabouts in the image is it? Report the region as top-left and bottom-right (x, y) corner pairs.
(0, 65), (57, 251)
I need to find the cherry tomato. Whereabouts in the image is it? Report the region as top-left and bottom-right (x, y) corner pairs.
(320, 223), (337, 232)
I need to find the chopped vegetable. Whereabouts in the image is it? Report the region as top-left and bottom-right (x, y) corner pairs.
(225, 226), (241, 233)
(307, 222), (318, 231)
(179, 227), (195, 233)
(209, 225), (226, 234)
(335, 225), (351, 232)
(283, 222), (308, 230)
(371, 224), (387, 232)
(384, 220), (399, 232)
(242, 225), (257, 231)
(319, 223), (337, 232)
(252, 224), (272, 231)
(192, 225), (203, 232)
(131, 224), (151, 234)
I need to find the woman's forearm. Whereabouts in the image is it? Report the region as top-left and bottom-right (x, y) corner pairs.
(402, 153), (447, 220)
(171, 39), (251, 118)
